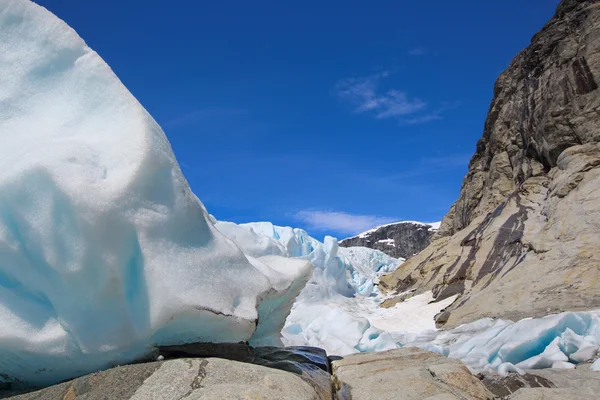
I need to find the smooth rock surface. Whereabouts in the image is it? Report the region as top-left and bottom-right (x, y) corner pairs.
(4, 358), (324, 400)
(331, 348), (494, 400)
(379, 0), (600, 328)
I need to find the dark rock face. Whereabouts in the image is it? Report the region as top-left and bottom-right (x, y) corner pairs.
(380, 0), (600, 328)
(339, 222), (437, 259)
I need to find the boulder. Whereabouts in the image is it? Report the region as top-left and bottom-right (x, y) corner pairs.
(331, 348), (494, 400)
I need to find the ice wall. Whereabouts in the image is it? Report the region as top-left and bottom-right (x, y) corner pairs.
(0, 0), (311, 387)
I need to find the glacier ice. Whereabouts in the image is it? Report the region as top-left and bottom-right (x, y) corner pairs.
(215, 221), (448, 355)
(0, 0), (311, 387)
(398, 310), (600, 375)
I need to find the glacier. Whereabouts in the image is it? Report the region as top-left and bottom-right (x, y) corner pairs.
(0, 0), (312, 387)
(215, 221), (435, 355)
(2, 0), (600, 389)
(218, 220), (600, 373)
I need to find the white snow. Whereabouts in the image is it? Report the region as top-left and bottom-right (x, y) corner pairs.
(377, 238), (396, 247)
(0, 0), (311, 387)
(369, 292), (458, 334)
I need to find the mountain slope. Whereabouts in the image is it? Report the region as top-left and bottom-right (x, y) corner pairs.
(339, 221), (439, 259)
(380, 0), (600, 328)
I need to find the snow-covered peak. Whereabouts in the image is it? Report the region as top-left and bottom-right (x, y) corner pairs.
(339, 221), (440, 260)
(343, 220), (441, 242)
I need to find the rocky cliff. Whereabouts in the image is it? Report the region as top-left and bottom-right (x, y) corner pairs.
(339, 222), (437, 259)
(380, 0), (600, 328)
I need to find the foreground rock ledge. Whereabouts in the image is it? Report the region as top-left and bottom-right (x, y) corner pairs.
(4, 358), (324, 400)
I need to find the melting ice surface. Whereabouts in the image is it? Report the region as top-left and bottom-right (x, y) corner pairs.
(215, 221), (450, 355)
(0, 0), (312, 387)
(217, 221), (600, 374)
(399, 310), (600, 375)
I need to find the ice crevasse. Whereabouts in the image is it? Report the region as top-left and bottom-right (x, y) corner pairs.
(0, 0), (312, 387)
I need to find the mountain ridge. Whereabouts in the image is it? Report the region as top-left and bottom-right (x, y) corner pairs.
(339, 221), (440, 259)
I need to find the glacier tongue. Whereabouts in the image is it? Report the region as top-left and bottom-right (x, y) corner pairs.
(0, 0), (311, 387)
(215, 221), (404, 354)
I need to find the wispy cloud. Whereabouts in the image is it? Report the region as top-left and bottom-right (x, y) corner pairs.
(334, 71), (426, 119)
(408, 47), (427, 56)
(294, 210), (398, 235)
(334, 72), (458, 124)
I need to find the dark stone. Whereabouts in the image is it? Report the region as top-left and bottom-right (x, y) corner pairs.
(572, 57), (598, 94)
(253, 346), (332, 399)
(157, 341), (254, 363)
(480, 372), (556, 397)
(253, 346), (330, 374)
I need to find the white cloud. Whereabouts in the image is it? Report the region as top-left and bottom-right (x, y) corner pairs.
(334, 72), (426, 119)
(294, 210), (398, 235)
(335, 71), (460, 124)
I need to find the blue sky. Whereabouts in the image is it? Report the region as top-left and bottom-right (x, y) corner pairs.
(38, 0), (559, 240)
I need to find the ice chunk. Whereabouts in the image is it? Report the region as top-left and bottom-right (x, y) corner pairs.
(248, 256), (313, 347)
(0, 0), (310, 387)
(570, 346), (599, 363)
(551, 361), (576, 369)
(398, 311), (600, 375)
(516, 338), (569, 369)
(591, 358), (600, 371)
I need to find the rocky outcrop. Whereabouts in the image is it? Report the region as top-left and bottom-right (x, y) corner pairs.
(3, 358), (323, 400)
(331, 348), (495, 400)
(340, 222), (437, 259)
(481, 366), (600, 399)
(1, 345), (332, 400)
(380, 0), (600, 327)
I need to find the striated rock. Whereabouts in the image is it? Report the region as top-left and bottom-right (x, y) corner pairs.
(486, 367), (600, 398)
(380, 0), (600, 327)
(4, 358), (325, 400)
(340, 222), (437, 259)
(331, 348), (494, 400)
